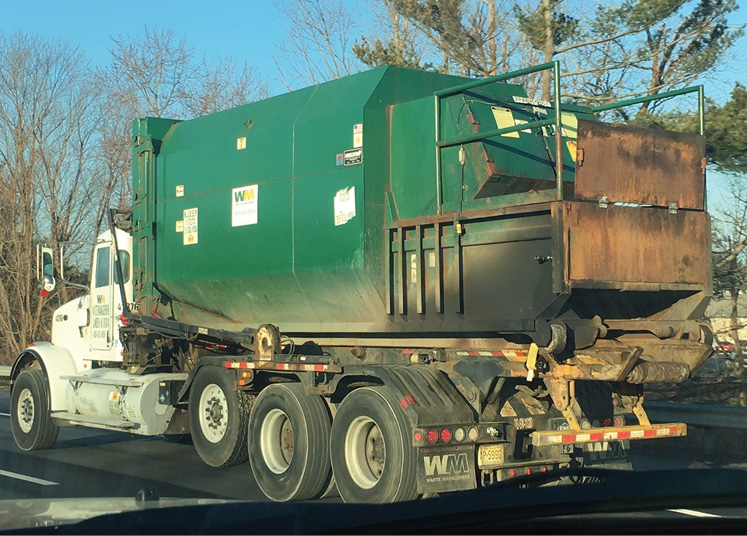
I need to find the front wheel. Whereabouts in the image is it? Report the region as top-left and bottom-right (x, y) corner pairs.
(248, 383), (332, 501)
(11, 369), (59, 451)
(189, 366), (251, 467)
(330, 387), (418, 503)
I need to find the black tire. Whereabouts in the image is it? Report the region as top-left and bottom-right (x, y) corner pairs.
(189, 366), (251, 467)
(10, 369), (59, 451)
(330, 386), (418, 503)
(248, 383), (332, 501)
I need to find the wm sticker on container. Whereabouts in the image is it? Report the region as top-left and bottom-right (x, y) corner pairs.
(232, 184), (258, 227)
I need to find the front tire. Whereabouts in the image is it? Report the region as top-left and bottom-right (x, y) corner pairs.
(189, 366), (250, 467)
(248, 383), (332, 501)
(330, 387), (418, 503)
(11, 369), (59, 451)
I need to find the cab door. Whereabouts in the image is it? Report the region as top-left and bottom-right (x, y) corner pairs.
(90, 242), (114, 351)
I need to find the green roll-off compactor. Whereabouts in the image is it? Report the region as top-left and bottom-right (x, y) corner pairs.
(11, 63), (712, 503)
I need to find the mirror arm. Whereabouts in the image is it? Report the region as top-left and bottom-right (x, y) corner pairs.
(59, 243), (91, 293)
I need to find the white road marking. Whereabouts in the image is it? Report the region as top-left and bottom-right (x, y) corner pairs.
(0, 469), (58, 486)
(668, 508), (722, 518)
(0, 412), (10, 417)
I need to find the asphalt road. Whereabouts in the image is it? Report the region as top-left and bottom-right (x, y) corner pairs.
(0, 389), (266, 502)
(0, 387), (737, 505)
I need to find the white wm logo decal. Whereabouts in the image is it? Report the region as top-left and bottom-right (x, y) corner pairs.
(423, 453), (470, 476)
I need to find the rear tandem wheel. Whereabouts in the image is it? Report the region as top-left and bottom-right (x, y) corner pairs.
(330, 386), (418, 503)
(248, 383), (333, 501)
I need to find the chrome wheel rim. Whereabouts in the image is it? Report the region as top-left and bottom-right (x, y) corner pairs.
(199, 383), (228, 443)
(345, 416), (385, 489)
(17, 388), (34, 434)
(260, 408), (294, 474)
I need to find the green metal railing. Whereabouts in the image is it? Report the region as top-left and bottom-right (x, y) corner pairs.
(434, 63), (705, 212)
(592, 85), (705, 136)
(434, 61), (564, 208)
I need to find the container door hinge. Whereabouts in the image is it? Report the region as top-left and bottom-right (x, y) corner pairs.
(668, 203), (678, 215)
(598, 196), (608, 209)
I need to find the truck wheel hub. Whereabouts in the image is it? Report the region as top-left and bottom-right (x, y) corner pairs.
(17, 388), (34, 433)
(345, 416), (386, 489)
(199, 384), (228, 443)
(260, 408), (295, 474)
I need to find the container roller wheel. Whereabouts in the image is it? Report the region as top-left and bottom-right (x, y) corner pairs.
(189, 366), (250, 467)
(248, 383), (333, 501)
(10, 369), (59, 451)
(330, 386), (418, 503)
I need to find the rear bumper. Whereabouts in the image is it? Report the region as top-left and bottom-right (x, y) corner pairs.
(531, 422), (686, 447)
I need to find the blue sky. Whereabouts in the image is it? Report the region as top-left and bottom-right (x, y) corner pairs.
(0, 0), (741, 206)
(0, 0), (744, 101)
(0, 1), (292, 92)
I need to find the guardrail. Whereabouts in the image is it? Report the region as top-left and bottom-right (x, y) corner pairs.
(645, 401), (747, 430)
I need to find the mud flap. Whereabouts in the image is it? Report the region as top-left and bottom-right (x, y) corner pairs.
(417, 446), (478, 494)
(580, 440), (628, 467)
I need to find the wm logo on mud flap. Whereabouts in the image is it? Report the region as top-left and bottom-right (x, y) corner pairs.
(423, 453), (470, 476)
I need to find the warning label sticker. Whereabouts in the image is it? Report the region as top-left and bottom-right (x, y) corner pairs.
(183, 208), (198, 245)
(344, 148), (362, 166)
(334, 186), (356, 226)
(232, 184), (258, 227)
(353, 123), (363, 148)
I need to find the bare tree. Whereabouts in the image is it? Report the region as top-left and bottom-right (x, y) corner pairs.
(274, 0), (361, 89)
(106, 27), (195, 118)
(0, 33), (100, 362)
(184, 58), (269, 117)
(96, 27), (269, 232)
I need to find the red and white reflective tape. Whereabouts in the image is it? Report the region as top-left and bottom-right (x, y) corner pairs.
(274, 363), (327, 372)
(224, 361), (328, 372)
(224, 362), (254, 369)
(532, 424), (685, 447)
(455, 350), (529, 358)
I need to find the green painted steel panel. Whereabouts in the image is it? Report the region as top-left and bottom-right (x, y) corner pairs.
(132, 65), (698, 341)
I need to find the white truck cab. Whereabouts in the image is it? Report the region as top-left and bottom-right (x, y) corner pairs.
(49, 229), (133, 371)
(11, 228), (186, 450)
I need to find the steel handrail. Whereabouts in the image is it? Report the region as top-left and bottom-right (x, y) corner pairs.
(592, 85), (705, 136)
(434, 61), (563, 211)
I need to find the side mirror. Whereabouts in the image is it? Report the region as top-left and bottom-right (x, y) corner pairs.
(43, 274), (56, 293)
(36, 244), (56, 292)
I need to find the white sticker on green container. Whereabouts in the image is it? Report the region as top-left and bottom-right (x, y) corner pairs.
(334, 186), (356, 226)
(183, 208), (198, 245)
(232, 184), (258, 227)
(353, 123), (363, 148)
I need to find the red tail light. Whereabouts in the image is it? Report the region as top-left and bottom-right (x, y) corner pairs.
(440, 428), (452, 443)
(426, 429), (438, 444)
